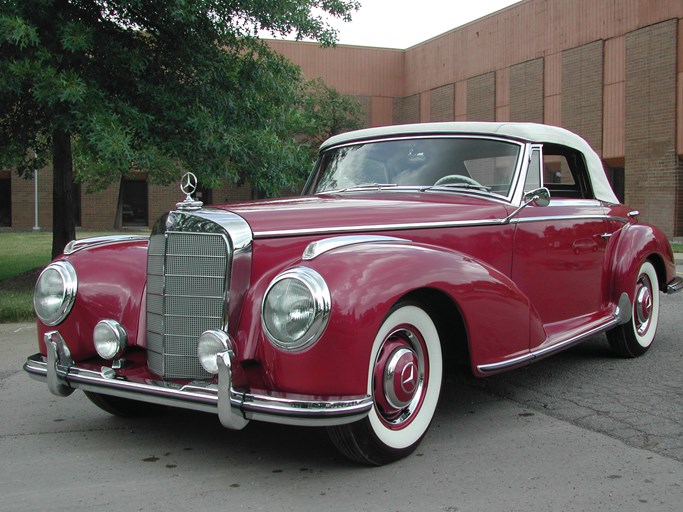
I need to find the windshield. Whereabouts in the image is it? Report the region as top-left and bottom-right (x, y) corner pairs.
(306, 137), (522, 198)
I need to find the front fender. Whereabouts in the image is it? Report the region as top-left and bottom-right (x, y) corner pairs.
(36, 240), (149, 361)
(251, 241), (533, 396)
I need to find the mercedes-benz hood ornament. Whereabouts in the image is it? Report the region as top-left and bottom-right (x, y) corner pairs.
(176, 172), (203, 211)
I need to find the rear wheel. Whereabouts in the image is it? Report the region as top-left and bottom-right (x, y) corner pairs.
(607, 260), (660, 358)
(328, 302), (443, 465)
(84, 391), (164, 417)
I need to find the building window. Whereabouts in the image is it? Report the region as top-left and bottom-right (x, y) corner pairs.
(121, 179), (148, 226)
(604, 167), (625, 203)
(0, 174), (10, 227)
(195, 184), (212, 206)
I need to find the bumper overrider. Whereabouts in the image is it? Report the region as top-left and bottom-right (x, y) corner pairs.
(24, 331), (372, 429)
(668, 276), (683, 294)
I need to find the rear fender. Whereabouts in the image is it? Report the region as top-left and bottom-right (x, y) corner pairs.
(609, 223), (676, 303)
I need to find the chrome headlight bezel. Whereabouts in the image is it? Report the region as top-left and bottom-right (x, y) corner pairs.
(33, 261), (78, 326)
(261, 267), (331, 352)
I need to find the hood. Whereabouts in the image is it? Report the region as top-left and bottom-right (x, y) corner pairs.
(212, 191), (510, 238)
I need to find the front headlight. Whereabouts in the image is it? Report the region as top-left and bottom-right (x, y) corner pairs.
(262, 267), (331, 351)
(34, 261), (77, 326)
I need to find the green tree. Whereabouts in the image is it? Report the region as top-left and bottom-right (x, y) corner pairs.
(0, 0), (359, 258)
(300, 77), (363, 151)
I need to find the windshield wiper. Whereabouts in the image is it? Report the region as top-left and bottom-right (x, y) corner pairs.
(338, 183), (399, 192)
(426, 183), (491, 192)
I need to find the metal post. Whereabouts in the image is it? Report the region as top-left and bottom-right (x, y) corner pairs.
(33, 168), (40, 231)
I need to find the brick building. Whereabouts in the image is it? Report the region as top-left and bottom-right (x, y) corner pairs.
(2, 0), (682, 236)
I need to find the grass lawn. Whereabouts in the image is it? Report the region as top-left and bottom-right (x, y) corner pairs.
(0, 232), (53, 282)
(0, 230), (147, 323)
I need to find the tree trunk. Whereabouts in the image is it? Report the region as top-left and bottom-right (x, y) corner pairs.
(51, 129), (76, 259)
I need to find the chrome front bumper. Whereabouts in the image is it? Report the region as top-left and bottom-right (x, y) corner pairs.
(24, 331), (372, 429)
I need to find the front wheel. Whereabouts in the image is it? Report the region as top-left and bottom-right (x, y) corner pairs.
(328, 302), (443, 465)
(607, 260), (660, 358)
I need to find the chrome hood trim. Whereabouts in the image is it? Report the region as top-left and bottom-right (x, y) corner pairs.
(302, 235), (411, 260)
(153, 208), (252, 250)
(64, 235), (149, 255)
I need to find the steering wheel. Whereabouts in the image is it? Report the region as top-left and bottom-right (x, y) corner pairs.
(434, 174), (485, 188)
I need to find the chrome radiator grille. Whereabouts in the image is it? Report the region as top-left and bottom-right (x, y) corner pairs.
(146, 231), (229, 379)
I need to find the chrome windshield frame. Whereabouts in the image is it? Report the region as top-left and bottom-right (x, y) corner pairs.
(305, 134), (527, 204)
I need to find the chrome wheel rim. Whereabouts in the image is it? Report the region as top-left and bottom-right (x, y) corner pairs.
(634, 274), (654, 336)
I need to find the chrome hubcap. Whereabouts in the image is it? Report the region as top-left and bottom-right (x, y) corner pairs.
(373, 327), (427, 427)
(634, 275), (653, 335)
(383, 347), (420, 409)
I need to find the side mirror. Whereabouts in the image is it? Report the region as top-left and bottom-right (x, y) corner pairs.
(503, 187), (552, 224)
(523, 187), (551, 208)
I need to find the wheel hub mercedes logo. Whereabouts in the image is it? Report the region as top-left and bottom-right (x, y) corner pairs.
(400, 362), (418, 394)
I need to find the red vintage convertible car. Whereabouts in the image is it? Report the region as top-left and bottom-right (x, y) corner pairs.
(25, 122), (681, 465)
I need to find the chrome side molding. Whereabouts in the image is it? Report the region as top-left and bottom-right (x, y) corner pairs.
(477, 297), (630, 374)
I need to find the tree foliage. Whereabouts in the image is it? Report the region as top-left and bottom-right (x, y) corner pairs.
(300, 77), (363, 151)
(0, 0), (360, 256)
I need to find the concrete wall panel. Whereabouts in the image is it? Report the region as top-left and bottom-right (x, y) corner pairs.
(455, 81), (468, 121)
(268, 40), (405, 97)
(371, 97), (395, 127)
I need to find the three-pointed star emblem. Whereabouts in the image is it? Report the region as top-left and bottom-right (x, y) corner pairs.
(180, 172), (198, 197)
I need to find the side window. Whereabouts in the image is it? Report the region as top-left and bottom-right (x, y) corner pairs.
(542, 144), (594, 199)
(543, 155), (575, 185)
(523, 147), (542, 192)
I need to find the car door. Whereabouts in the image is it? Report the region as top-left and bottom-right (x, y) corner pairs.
(511, 144), (614, 343)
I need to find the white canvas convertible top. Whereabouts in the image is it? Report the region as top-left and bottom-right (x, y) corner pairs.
(320, 122), (619, 204)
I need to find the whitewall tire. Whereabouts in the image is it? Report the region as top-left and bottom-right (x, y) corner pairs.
(607, 260), (660, 357)
(328, 302), (443, 465)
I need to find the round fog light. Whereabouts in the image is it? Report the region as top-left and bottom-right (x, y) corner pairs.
(93, 320), (128, 360)
(198, 330), (232, 374)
